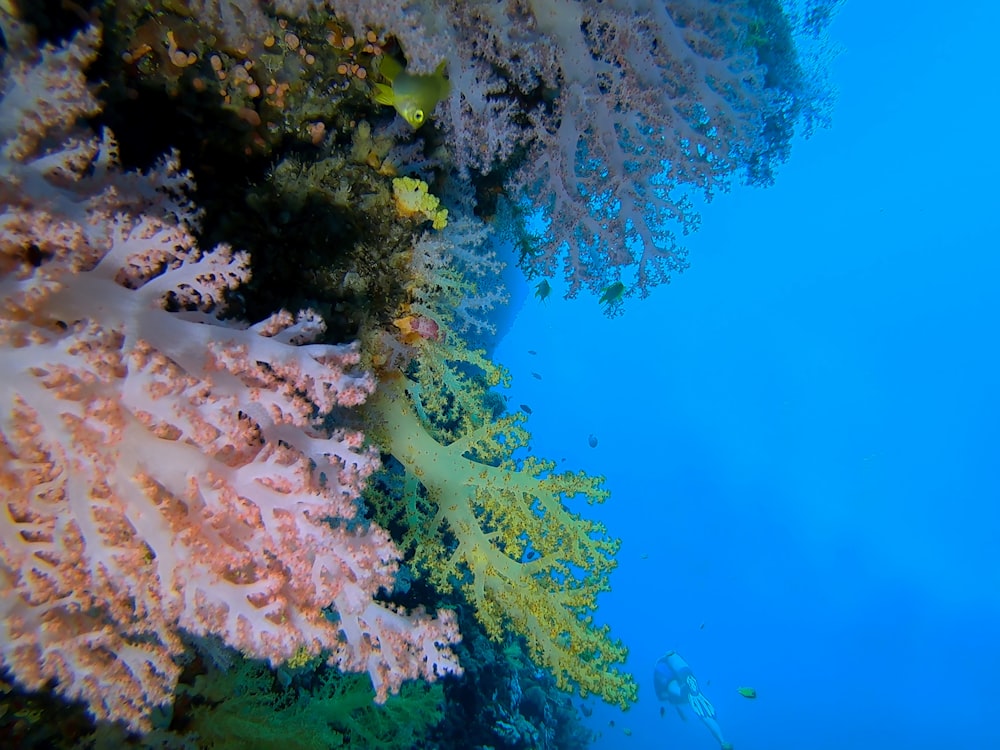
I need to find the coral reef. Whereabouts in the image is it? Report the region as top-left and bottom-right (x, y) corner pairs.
(363, 221), (634, 707)
(275, 0), (843, 302)
(88, 0), (840, 306)
(0, 0), (839, 743)
(0, 24), (458, 732)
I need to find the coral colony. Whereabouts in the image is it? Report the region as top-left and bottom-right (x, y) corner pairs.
(0, 1), (838, 744)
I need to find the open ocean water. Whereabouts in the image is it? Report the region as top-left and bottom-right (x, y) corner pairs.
(494, 2), (1000, 748)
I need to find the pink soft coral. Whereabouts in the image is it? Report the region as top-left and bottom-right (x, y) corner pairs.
(0, 27), (460, 731)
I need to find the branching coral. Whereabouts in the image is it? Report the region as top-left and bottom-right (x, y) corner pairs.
(365, 353), (635, 708)
(0, 24), (461, 732)
(92, 0), (840, 312)
(362, 219), (634, 705)
(0, 0), (842, 730)
(270, 0), (841, 304)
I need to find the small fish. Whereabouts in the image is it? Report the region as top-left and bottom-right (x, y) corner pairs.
(531, 372), (542, 380)
(623, 728), (632, 737)
(588, 434), (598, 448)
(534, 279), (551, 301)
(519, 404), (533, 415)
(599, 280), (626, 308)
(737, 686), (757, 699)
(580, 703), (593, 717)
(372, 56), (450, 129)
(659, 706), (665, 718)
(609, 720), (615, 728)
(700, 622), (705, 630)
(528, 349), (538, 355)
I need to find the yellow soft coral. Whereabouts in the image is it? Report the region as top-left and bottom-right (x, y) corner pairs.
(365, 360), (635, 709)
(392, 176), (448, 229)
(364, 207), (633, 708)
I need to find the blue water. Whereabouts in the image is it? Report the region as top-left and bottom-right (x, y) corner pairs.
(495, 2), (1000, 748)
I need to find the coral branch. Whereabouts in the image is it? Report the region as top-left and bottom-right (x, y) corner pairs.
(0, 26), (460, 732)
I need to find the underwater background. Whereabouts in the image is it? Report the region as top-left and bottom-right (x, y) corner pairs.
(495, 2), (1000, 748)
(1, 1), (998, 748)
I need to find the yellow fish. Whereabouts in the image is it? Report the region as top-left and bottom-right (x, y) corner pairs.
(737, 686), (757, 699)
(372, 55), (450, 129)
